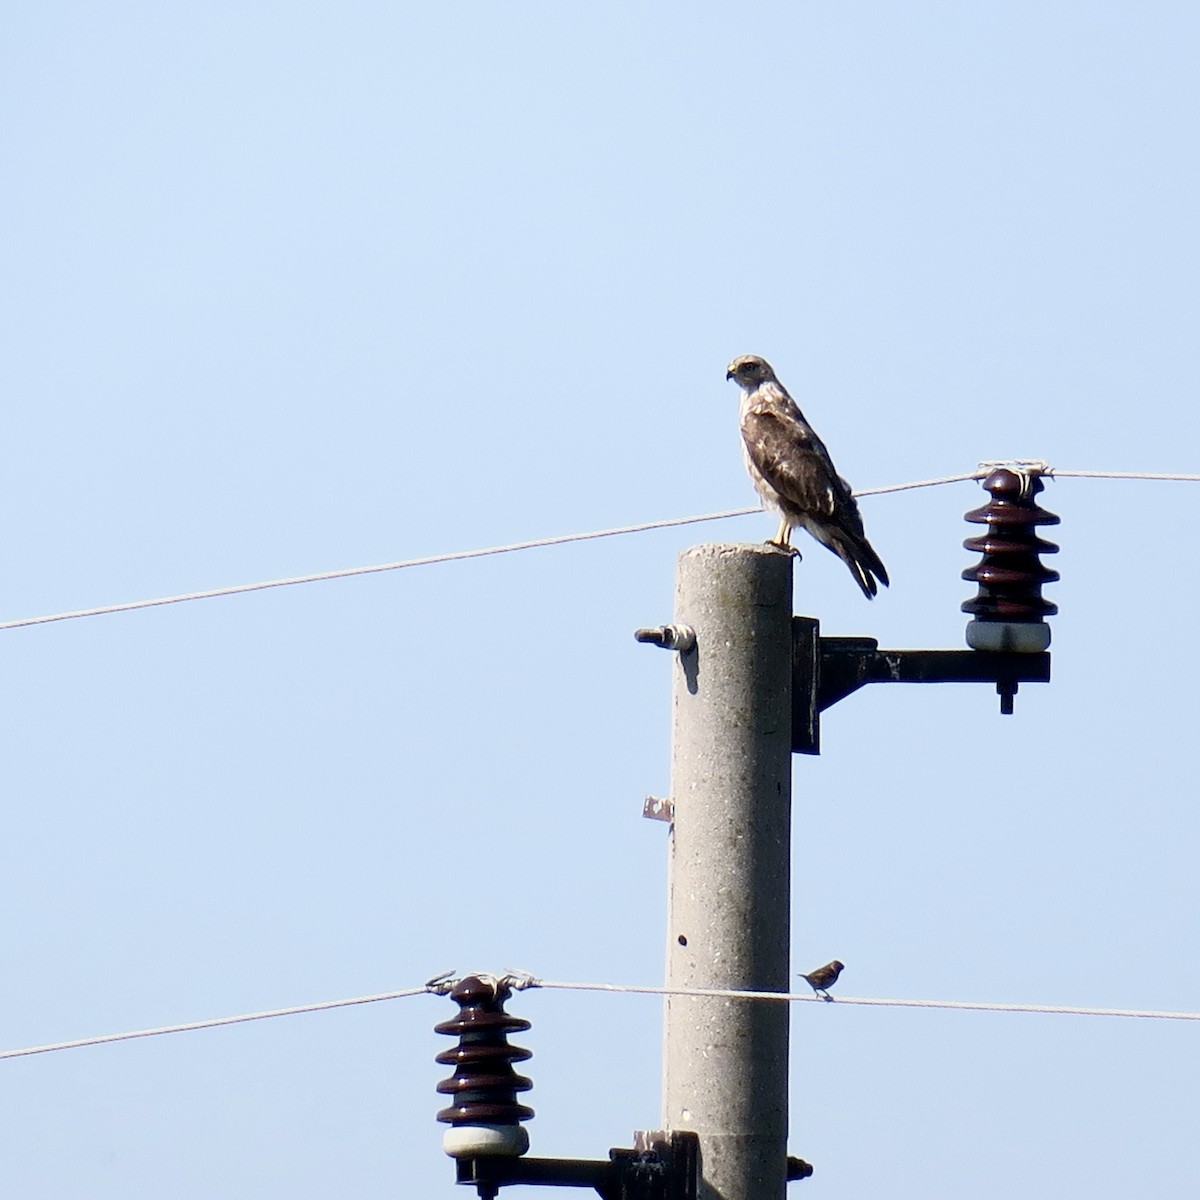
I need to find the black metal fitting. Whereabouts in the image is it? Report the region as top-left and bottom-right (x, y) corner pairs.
(452, 1131), (701, 1200)
(787, 1156), (815, 1182)
(792, 617), (1051, 752)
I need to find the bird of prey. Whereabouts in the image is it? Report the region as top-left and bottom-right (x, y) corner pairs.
(726, 355), (889, 599)
(800, 959), (844, 1001)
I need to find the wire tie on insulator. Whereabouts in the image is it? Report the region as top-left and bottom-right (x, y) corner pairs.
(500, 969), (541, 991)
(976, 460), (1052, 498)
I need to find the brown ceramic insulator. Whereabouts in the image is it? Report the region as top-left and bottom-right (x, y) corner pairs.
(962, 468), (1060, 623)
(435, 976), (535, 1127)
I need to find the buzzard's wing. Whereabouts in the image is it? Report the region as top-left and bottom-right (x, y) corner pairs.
(742, 405), (889, 597)
(741, 406), (859, 526)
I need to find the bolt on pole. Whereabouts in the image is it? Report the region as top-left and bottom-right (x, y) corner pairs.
(661, 544), (794, 1200)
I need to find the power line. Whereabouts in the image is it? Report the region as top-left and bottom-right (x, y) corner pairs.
(0, 506), (758, 633)
(854, 469), (982, 495)
(527, 977), (1200, 1022)
(977, 461), (1200, 483)
(5, 969), (1197, 1064)
(1, 465), (1196, 635)
(1048, 469), (1200, 481)
(0, 984), (432, 1061)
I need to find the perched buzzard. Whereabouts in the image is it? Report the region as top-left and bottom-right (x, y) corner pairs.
(726, 355), (888, 599)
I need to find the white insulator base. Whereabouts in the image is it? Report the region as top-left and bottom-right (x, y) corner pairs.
(965, 620), (1051, 652)
(442, 1124), (529, 1159)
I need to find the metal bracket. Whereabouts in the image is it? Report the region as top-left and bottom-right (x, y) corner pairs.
(792, 617), (1051, 754)
(643, 796), (674, 823)
(454, 1131), (700, 1200)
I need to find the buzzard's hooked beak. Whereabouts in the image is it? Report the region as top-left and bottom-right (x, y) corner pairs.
(725, 369), (735, 380)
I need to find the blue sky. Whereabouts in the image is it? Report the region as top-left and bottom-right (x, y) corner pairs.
(2, 4), (1198, 1197)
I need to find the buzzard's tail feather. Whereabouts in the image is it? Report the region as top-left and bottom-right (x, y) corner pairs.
(827, 530), (889, 600)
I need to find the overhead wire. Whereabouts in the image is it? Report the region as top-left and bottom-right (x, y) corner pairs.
(5, 971), (1198, 1063)
(1047, 468), (1200, 481)
(525, 977), (1200, 1023)
(0, 984), (433, 1061)
(1, 465), (1195, 635)
(0, 505), (753, 633)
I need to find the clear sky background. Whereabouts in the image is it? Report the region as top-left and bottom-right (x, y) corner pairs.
(2, 3), (1198, 1197)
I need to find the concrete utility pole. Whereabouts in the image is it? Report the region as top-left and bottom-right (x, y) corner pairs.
(660, 544), (794, 1200)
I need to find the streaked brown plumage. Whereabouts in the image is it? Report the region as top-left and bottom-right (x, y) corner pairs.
(726, 355), (888, 599)
(800, 959), (844, 1000)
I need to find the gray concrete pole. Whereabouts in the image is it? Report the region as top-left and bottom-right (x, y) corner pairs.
(661, 543), (794, 1200)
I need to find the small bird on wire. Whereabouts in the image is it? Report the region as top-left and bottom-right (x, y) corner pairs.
(726, 355), (889, 599)
(800, 960), (844, 1001)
